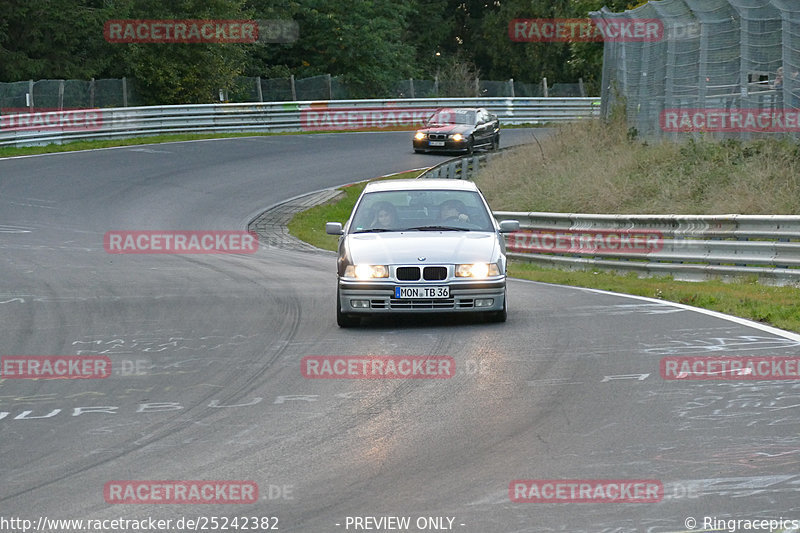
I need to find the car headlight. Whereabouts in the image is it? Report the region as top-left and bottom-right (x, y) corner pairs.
(451, 133), (463, 142)
(455, 263), (500, 278)
(414, 132), (426, 140)
(344, 264), (389, 279)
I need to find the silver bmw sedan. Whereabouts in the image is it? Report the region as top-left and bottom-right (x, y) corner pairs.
(326, 179), (519, 327)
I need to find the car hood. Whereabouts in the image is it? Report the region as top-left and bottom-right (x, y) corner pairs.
(421, 124), (474, 135)
(344, 231), (499, 265)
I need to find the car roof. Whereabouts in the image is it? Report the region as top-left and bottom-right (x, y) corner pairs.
(362, 179), (481, 193)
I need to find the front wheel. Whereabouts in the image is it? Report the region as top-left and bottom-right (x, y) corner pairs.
(491, 134), (500, 151)
(466, 136), (475, 155)
(336, 287), (360, 327)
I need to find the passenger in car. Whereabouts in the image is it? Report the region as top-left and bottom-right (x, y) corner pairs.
(370, 202), (399, 228)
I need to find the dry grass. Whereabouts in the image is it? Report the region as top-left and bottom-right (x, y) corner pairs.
(477, 115), (800, 214)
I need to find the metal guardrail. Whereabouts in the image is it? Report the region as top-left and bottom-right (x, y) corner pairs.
(0, 97), (600, 148)
(501, 212), (800, 284)
(419, 153), (493, 180)
(420, 151), (800, 285)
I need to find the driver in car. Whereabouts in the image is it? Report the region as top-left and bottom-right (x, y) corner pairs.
(439, 199), (470, 223)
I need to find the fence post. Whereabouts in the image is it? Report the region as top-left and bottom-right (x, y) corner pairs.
(122, 77), (128, 107)
(256, 76), (263, 102)
(578, 78), (585, 97)
(409, 78), (415, 98)
(475, 77), (480, 96)
(434, 74), (439, 96)
(290, 74), (297, 101)
(58, 80), (65, 110)
(542, 77), (549, 97)
(509, 78), (515, 97)
(89, 78), (95, 108)
(326, 74), (332, 100)
(28, 80), (34, 110)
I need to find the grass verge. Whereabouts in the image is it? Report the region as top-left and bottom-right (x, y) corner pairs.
(0, 131), (301, 158)
(509, 262), (800, 334)
(0, 128), (414, 159)
(475, 114), (800, 214)
(287, 169), (800, 334)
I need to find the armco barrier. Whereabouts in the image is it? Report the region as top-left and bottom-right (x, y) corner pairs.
(419, 152), (800, 285)
(500, 212), (800, 284)
(0, 97), (599, 148)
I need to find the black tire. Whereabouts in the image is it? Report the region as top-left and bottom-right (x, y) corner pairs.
(414, 149), (424, 154)
(491, 134), (500, 151)
(466, 136), (475, 155)
(336, 287), (360, 328)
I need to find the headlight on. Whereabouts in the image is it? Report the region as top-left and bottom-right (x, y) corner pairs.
(455, 263), (500, 278)
(344, 264), (389, 279)
(414, 132), (426, 140)
(451, 133), (463, 142)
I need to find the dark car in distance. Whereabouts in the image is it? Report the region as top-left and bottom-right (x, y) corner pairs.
(413, 107), (500, 154)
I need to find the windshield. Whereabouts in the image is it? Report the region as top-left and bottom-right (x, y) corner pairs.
(427, 109), (477, 126)
(349, 189), (493, 232)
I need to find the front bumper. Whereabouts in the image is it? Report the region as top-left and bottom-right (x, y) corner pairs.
(338, 278), (506, 314)
(413, 138), (470, 152)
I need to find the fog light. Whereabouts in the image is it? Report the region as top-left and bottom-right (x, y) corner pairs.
(350, 300), (370, 309)
(475, 298), (494, 308)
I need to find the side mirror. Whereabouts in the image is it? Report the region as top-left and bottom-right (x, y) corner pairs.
(498, 220), (520, 233)
(326, 222), (343, 235)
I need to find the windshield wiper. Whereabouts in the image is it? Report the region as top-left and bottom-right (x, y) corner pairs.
(353, 228), (394, 233)
(403, 225), (469, 231)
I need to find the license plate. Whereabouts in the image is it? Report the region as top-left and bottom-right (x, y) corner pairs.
(395, 286), (449, 299)
(429, 141), (445, 147)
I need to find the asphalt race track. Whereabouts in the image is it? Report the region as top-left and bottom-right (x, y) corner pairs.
(1, 129), (799, 533)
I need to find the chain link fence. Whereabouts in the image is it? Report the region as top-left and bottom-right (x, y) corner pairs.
(0, 78), (141, 110)
(593, 0), (800, 140)
(1, 75), (587, 111)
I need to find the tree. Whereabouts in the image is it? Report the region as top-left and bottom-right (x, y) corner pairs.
(107, 0), (251, 104)
(0, 0), (114, 80)
(472, 0), (642, 94)
(244, 0), (417, 98)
